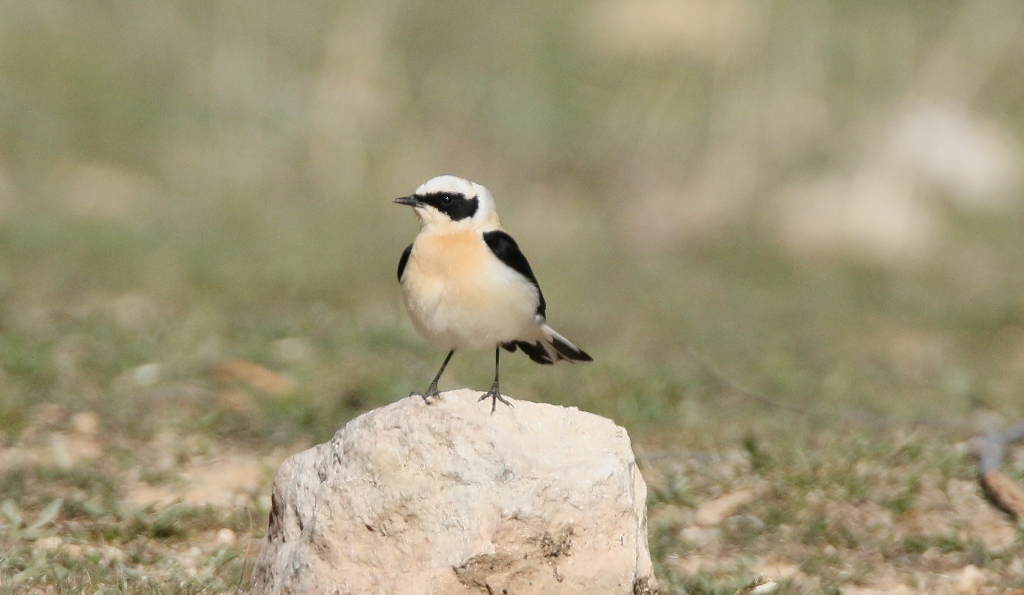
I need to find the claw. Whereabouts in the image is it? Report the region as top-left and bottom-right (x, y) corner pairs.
(478, 386), (512, 413)
(413, 388), (442, 405)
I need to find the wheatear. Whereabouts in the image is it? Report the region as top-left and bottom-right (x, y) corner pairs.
(395, 175), (592, 412)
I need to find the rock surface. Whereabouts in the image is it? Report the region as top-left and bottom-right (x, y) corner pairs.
(251, 389), (657, 594)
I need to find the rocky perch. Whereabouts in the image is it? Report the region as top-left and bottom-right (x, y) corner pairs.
(251, 389), (657, 594)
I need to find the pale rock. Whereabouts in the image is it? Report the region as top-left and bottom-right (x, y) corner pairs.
(890, 103), (1023, 207)
(132, 363), (162, 388)
(217, 528), (237, 546)
(680, 525), (720, 549)
(751, 581), (778, 594)
(776, 175), (941, 264)
(71, 411), (99, 436)
(33, 536), (63, 553)
(956, 564), (985, 593)
(252, 389), (657, 595)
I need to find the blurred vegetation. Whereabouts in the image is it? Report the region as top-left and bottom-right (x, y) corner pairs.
(2, 0), (1024, 447)
(4, 0), (1024, 591)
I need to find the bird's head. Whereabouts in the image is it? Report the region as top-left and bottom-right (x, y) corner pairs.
(394, 175), (499, 231)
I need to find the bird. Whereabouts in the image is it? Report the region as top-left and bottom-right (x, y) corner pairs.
(394, 174), (592, 412)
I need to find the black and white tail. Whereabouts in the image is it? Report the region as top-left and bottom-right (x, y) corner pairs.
(502, 324), (592, 365)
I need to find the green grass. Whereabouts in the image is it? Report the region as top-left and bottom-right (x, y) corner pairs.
(0, 461), (260, 593)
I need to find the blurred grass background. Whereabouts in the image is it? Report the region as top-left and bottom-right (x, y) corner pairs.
(6, 1), (1024, 592)
(1, 0), (1024, 449)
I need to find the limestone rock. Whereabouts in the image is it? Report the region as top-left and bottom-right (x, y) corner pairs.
(251, 389), (657, 594)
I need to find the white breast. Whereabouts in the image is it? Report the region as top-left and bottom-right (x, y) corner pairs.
(401, 230), (542, 351)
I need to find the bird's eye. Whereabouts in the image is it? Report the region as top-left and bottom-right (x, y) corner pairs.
(441, 195), (452, 205)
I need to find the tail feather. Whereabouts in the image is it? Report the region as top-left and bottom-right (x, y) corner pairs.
(497, 321), (589, 364)
(501, 325), (592, 365)
(542, 324), (593, 362)
(504, 340), (555, 364)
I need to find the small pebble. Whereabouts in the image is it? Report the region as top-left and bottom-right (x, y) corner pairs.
(34, 536), (63, 552)
(71, 411), (99, 436)
(132, 363), (161, 388)
(217, 528), (237, 546)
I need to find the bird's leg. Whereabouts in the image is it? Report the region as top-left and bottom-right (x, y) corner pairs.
(479, 347), (512, 413)
(416, 350), (454, 404)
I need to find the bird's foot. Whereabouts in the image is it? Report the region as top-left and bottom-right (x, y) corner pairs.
(478, 384), (512, 414)
(412, 384), (443, 405)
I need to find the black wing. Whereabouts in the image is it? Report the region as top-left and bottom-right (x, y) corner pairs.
(397, 244), (413, 281)
(482, 230), (546, 318)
